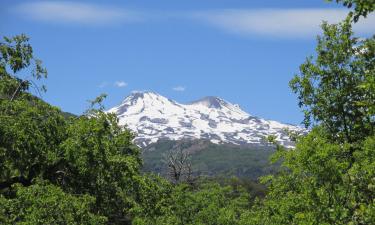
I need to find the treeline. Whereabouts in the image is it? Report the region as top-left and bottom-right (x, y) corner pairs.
(1, 0), (374, 224)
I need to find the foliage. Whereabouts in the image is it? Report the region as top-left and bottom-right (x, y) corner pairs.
(246, 10), (375, 225)
(0, 35), (143, 224)
(328, 0), (375, 22)
(0, 34), (47, 100)
(290, 18), (374, 143)
(60, 111), (142, 223)
(0, 97), (67, 191)
(130, 174), (174, 224)
(133, 180), (251, 225)
(242, 130), (375, 224)
(0, 181), (106, 225)
(0, 34), (267, 225)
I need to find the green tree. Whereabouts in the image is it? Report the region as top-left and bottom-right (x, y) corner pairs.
(328, 0), (375, 22)
(241, 129), (375, 224)
(0, 34), (47, 100)
(133, 180), (251, 225)
(0, 34), (65, 192)
(0, 34), (144, 224)
(290, 18), (373, 144)
(0, 181), (106, 224)
(59, 109), (142, 223)
(245, 15), (374, 225)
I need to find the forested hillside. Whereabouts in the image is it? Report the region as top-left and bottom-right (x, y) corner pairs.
(142, 139), (278, 179)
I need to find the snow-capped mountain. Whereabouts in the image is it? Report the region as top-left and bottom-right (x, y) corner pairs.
(107, 91), (304, 148)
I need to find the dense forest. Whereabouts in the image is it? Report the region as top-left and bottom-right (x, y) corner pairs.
(0, 0), (374, 224)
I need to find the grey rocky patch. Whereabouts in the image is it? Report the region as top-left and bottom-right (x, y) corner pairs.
(139, 116), (149, 122)
(240, 128), (255, 134)
(137, 125), (161, 134)
(248, 115), (262, 122)
(260, 123), (270, 130)
(116, 105), (129, 115)
(164, 127), (174, 133)
(254, 125), (267, 131)
(189, 96), (227, 109)
(181, 131), (196, 136)
(139, 116), (168, 124)
(200, 114), (209, 120)
(208, 120), (217, 128)
(179, 121), (193, 128)
(200, 114), (218, 128)
(222, 132), (244, 145)
(149, 118), (168, 124)
(230, 117), (251, 124)
(118, 103), (145, 115)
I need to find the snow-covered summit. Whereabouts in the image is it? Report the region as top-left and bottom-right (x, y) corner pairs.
(190, 96), (229, 108)
(108, 91), (304, 148)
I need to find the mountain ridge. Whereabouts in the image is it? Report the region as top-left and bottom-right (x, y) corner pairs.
(107, 91), (305, 147)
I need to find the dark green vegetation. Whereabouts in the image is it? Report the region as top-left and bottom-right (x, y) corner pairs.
(142, 139), (278, 179)
(0, 35), (266, 224)
(1, 0), (374, 224)
(245, 10), (375, 224)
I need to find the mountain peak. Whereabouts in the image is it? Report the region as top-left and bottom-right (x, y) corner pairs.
(190, 96), (230, 109)
(121, 91), (167, 104)
(108, 92), (305, 148)
(128, 90), (159, 98)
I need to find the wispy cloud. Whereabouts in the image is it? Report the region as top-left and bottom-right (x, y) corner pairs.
(114, 81), (128, 88)
(11, 3), (375, 37)
(191, 9), (375, 38)
(14, 1), (143, 25)
(172, 86), (186, 92)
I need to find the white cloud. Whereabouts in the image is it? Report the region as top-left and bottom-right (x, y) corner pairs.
(114, 81), (128, 88)
(14, 1), (143, 25)
(191, 9), (375, 38)
(172, 86), (186, 92)
(12, 4), (375, 36)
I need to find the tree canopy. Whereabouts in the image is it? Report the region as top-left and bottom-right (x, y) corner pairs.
(245, 9), (375, 225)
(0, 34), (144, 224)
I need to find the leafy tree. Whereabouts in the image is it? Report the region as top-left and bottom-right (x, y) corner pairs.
(130, 174), (174, 224)
(133, 180), (251, 225)
(328, 0), (375, 22)
(0, 34), (47, 100)
(245, 14), (374, 225)
(0, 34), (65, 192)
(0, 181), (106, 224)
(290, 18), (374, 144)
(59, 110), (142, 223)
(0, 34), (144, 224)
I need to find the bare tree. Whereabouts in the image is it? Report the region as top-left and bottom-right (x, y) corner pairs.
(163, 143), (195, 184)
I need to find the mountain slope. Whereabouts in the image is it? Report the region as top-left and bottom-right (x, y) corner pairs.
(107, 91), (304, 147)
(142, 139), (278, 179)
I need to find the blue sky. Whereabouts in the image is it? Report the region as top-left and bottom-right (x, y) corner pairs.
(1, 0), (374, 125)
